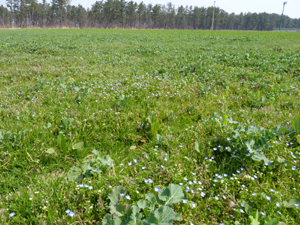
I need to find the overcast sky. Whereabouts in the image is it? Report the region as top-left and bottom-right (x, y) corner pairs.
(0, 0), (299, 19)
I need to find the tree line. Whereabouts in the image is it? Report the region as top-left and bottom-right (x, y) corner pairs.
(1, 0), (299, 30)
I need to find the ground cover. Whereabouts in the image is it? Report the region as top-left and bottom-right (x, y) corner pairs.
(0, 29), (300, 224)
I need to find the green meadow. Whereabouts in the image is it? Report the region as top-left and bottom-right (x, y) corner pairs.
(0, 29), (300, 224)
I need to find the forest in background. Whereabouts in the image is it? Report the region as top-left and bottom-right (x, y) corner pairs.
(1, 0), (300, 30)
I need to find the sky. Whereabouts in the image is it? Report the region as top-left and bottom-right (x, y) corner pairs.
(0, 0), (299, 19)
(70, 0), (300, 19)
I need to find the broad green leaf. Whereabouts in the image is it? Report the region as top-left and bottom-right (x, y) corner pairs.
(246, 139), (255, 153)
(72, 142), (84, 150)
(80, 163), (92, 172)
(155, 134), (165, 145)
(127, 206), (143, 225)
(158, 184), (184, 206)
(92, 149), (100, 156)
(195, 139), (203, 153)
(102, 214), (122, 225)
(100, 155), (114, 166)
(122, 205), (133, 222)
(137, 199), (148, 209)
(206, 165), (216, 172)
(151, 122), (159, 134)
(245, 202), (252, 215)
(109, 186), (126, 206)
(110, 203), (125, 217)
(44, 122), (52, 129)
(292, 115), (300, 135)
(264, 217), (279, 225)
(143, 212), (157, 224)
(57, 133), (66, 150)
(145, 193), (157, 204)
(234, 222), (244, 225)
(46, 148), (56, 154)
(251, 152), (271, 163)
(282, 199), (300, 208)
(154, 206), (180, 224)
(249, 210), (259, 225)
(277, 156), (286, 164)
(145, 193), (158, 212)
(68, 166), (81, 181)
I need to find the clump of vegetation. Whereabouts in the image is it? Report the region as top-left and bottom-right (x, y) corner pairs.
(0, 29), (300, 224)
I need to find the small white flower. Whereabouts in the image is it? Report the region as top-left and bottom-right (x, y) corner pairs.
(215, 196), (219, 200)
(276, 202), (281, 207)
(182, 199), (188, 203)
(240, 209), (245, 213)
(155, 187), (160, 192)
(9, 212), (15, 217)
(266, 196), (271, 201)
(125, 195), (131, 200)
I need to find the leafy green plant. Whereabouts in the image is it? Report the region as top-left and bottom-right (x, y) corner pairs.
(0, 129), (28, 146)
(68, 150), (114, 182)
(103, 184), (183, 225)
(210, 115), (284, 163)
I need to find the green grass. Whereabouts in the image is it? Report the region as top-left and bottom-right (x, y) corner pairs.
(0, 29), (300, 224)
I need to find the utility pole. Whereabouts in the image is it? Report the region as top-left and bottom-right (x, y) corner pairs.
(279, 1), (287, 31)
(211, 1), (216, 30)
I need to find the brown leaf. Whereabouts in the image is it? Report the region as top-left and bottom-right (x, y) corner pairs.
(226, 199), (236, 208)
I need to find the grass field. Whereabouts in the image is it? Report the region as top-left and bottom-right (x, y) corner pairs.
(0, 29), (300, 225)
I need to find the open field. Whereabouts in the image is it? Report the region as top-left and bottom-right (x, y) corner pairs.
(0, 29), (300, 224)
